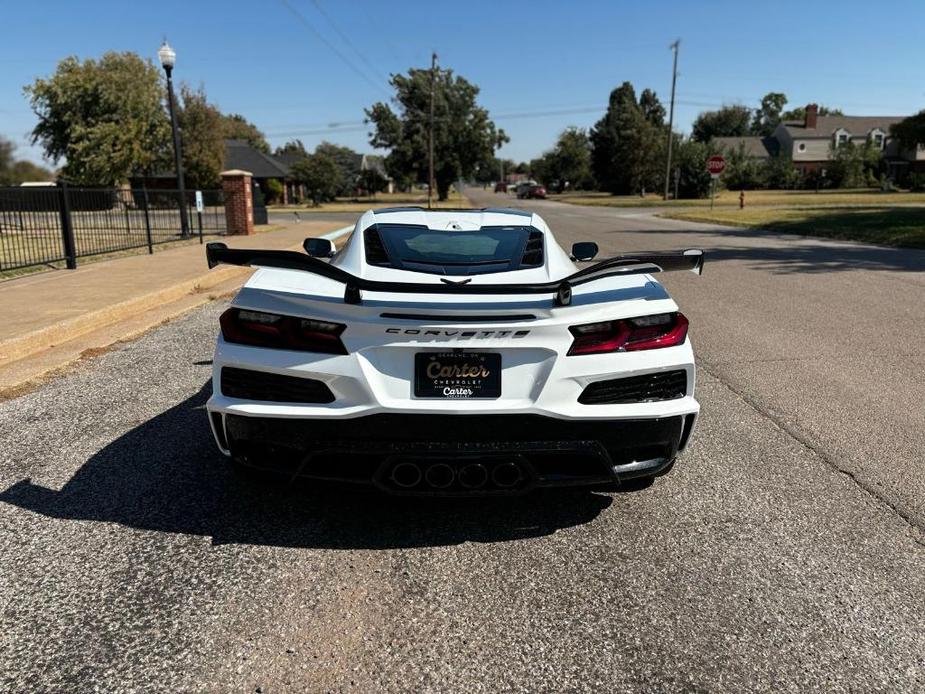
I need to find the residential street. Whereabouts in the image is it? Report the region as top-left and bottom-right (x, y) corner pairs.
(2, 194), (924, 692)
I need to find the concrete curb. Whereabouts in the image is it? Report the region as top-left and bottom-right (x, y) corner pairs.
(0, 225), (355, 370)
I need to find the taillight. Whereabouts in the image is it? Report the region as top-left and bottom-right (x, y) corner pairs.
(220, 308), (347, 354)
(568, 312), (689, 356)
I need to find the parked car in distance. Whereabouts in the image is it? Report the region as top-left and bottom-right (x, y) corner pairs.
(494, 181), (508, 193)
(517, 183), (547, 199)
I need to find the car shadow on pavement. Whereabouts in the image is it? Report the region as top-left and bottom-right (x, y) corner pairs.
(604, 225), (925, 274)
(0, 382), (613, 549)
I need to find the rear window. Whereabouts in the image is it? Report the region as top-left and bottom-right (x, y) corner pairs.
(364, 223), (544, 275)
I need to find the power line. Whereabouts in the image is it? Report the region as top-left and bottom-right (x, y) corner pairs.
(277, 0), (390, 98)
(309, 0), (390, 86)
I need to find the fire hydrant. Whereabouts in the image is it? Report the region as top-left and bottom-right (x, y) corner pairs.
(739, 190), (745, 209)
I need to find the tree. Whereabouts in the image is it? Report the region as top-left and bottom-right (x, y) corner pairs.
(827, 140), (881, 188)
(0, 137), (14, 180)
(274, 139), (308, 158)
(780, 104), (843, 121)
(531, 127), (593, 190)
(762, 155), (801, 190)
(221, 114), (270, 153)
(891, 110), (925, 148)
(638, 88), (666, 126)
(177, 84), (224, 189)
(315, 141), (361, 195)
(291, 152), (342, 205)
(720, 142), (765, 190)
(673, 138), (712, 199)
(366, 65), (505, 200)
(691, 105), (752, 142)
(590, 82), (665, 195)
(752, 92), (788, 136)
(25, 52), (171, 185)
(358, 168), (388, 196)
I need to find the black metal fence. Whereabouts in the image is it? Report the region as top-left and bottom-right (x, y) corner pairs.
(0, 185), (226, 272)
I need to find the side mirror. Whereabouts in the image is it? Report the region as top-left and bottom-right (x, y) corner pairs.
(571, 242), (599, 262)
(303, 238), (335, 258)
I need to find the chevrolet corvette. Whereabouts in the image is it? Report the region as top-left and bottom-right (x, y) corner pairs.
(204, 207), (703, 495)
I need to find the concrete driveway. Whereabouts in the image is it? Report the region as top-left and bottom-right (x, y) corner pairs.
(0, 192), (923, 692)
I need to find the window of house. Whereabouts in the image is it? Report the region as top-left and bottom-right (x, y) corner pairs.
(871, 130), (885, 148)
(837, 132), (849, 147)
(797, 143), (806, 152)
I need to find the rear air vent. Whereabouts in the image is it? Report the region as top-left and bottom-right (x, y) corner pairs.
(578, 370), (687, 405)
(364, 227), (389, 265)
(221, 367), (335, 404)
(521, 230), (544, 266)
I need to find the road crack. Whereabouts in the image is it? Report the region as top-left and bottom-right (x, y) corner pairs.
(699, 358), (925, 549)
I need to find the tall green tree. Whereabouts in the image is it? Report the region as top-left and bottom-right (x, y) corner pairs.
(638, 88), (666, 126)
(315, 141), (360, 195)
(25, 52), (170, 185)
(221, 114), (270, 153)
(751, 92), (788, 136)
(177, 84), (225, 188)
(366, 65), (506, 200)
(531, 127), (593, 190)
(274, 139), (308, 158)
(590, 82), (665, 195)
(891, 110), (925, 148)
(691, 105), (752, 142)
(720, 141), (766, 190)
(291, 152), (342, 205)
(673, 138), (712, 199)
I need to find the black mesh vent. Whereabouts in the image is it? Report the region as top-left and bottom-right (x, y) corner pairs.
(221, 367), (335, 404)
(364, 227), (389, 265)
(521, 230), (544, 266)
(578, 370), (687, 405)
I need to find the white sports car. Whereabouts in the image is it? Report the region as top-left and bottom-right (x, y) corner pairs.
(205, 207), (703, 495)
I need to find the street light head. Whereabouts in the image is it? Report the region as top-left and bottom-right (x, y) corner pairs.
(157, 40), (176, 69)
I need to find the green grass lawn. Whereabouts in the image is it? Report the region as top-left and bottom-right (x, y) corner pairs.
(659, 207), (925, 248)
(555, 188), (925, 208)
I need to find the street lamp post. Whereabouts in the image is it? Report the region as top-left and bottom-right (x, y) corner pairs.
(158, 40), (190, 239)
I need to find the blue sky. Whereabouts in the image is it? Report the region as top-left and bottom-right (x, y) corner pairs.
(3, 0), (925, 167)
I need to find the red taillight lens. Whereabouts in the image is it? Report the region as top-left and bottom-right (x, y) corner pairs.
(568, 312), (689, 356)
(220, 308), (347, 354)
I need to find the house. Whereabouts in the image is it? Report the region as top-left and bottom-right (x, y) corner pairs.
(712, 136), (778, 160)
(223, 140), (293, 203)
(358, 154), (394, 194)
(773, 104), (925, 177)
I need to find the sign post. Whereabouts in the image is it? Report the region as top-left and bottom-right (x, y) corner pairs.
(195, 190), (204, 243)
(706, 155), (726, 209)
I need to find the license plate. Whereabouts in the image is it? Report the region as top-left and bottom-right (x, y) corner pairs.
(414, 352), (501, 399)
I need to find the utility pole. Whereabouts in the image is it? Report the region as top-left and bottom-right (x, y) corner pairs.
(663, 39), (680, 201)
(428, 52), (437, 209)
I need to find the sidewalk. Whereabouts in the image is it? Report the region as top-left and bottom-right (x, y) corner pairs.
(0, 219), (350, 395)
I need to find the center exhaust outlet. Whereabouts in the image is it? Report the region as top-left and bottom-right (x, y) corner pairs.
(491, 462), (522, 488)
(458, 463), (489, 489)
(424, 463), (455, 489)
(391, 462), (422, 488)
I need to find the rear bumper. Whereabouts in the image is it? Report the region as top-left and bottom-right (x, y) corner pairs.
(211, 411), (697, 494)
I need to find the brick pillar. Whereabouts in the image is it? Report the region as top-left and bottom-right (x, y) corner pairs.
(221, 169), (255, 235)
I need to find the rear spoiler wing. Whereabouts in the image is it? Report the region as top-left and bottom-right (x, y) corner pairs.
(206, 242), (703, 307)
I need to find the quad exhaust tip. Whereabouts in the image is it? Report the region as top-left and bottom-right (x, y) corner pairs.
(458, 463), (489, 489)
(391, 462), (422, 488)
(387, 460), (525, 491)
(424, 463), (455, 489)
(491, 461), (522, 488)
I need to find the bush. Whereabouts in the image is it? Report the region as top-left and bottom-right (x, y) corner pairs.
(264, 177), (283, 204)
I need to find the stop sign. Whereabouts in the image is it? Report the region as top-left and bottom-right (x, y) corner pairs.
(707, 155), (726, 177)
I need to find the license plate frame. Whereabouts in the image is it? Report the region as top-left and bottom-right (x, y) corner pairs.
(414, 352), (502, 399)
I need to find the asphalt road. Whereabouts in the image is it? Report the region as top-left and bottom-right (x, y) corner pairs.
(1, 193), (923, 692)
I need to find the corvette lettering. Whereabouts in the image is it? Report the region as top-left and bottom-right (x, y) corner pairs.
(386, 328), (530, 338)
